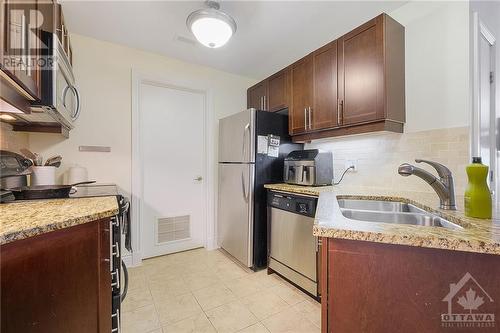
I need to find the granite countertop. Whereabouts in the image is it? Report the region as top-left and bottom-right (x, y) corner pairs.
(0, 197), (119, 245)
(264, 183), (500, 256)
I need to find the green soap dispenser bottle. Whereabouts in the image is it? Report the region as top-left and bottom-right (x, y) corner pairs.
(464, 157), (492, 219)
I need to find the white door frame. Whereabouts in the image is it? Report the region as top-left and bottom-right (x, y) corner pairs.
(471, 11), (496, 158)
(129, 70), (216, 266)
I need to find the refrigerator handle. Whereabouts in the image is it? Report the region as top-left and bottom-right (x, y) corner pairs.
(242, 123), (250, 161)
(241, 170), (249, 203)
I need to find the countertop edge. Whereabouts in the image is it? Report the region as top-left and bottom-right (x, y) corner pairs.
(312, 225), (499, 256)
(265, 184), (500, 256)
(1, 207), (118, 245)
(0, 197), (119, 245)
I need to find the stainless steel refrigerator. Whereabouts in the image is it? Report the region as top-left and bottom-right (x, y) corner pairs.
(218, 109), (302, 269)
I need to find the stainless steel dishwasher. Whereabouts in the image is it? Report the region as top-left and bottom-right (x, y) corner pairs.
(268, 191), (320, 298)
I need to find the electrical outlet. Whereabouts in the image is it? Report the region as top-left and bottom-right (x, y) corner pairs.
(345, 159), (357, 172)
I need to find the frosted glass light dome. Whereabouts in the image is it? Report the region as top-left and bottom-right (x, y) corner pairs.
(187, 2), (237, 48)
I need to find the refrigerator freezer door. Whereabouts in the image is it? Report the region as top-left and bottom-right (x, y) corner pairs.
(219, 109), (255, 163)
(218, 163), (254, 267)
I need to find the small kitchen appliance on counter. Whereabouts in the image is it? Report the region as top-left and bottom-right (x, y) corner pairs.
(0, 150), (33, 202)
(284, 149), (333, 186)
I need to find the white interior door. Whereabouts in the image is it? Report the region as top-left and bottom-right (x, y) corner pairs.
(140, 81), (206, 258)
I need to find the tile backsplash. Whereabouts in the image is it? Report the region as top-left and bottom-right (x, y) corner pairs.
(0, 123), (29, 154)
(306, 127), (470, 194)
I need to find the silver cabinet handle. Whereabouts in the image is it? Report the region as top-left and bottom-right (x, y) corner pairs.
(26, 14), (31, 76)
(337, 99), (341, 125)
(304, 108), (307, 130)
(337, 99), (343, 125)
(111, 309), (120, 333)
(308, 107), (312, 130)
(111, 269), (120, 289)
(21, 14), (26, 72)
(263, 95), (266, 111)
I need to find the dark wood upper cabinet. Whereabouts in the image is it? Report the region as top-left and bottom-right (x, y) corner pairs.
(267, 69), (289, 112)
(339, 16), (384, 125)
(313, 40), (339, 130)
(247, 13), (405, 141)
(247, 80), (268, 110)
(1, 0), (42, 100)
(290, 55), (313, 134)
(247, 69), (290, 112)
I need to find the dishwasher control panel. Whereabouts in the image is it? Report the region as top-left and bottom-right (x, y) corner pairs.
(268, 191), (317, 218)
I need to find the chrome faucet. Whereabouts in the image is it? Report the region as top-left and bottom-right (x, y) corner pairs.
(398, 159), (456, 210)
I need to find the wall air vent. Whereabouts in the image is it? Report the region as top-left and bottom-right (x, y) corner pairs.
(156, 215), (190, 244)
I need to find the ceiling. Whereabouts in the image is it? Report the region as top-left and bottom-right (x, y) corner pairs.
(61, 1), (407, 79)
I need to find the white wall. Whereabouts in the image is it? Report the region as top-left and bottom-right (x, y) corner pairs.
(389, 1), (470, 132)
(29, 34), (256, 195)
(0, 123), (29, 153)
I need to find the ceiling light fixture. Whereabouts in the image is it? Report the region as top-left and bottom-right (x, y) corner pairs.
(186, 0), (236, 48)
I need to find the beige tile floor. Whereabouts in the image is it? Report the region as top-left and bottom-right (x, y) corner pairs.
(122, 248), (321, 333)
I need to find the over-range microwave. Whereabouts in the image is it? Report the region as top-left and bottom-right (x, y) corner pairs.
(27, 32), (81, 129)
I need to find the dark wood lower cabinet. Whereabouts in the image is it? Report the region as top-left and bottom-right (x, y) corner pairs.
(321, 238), (500, 333)
(1, 218), (112, 333)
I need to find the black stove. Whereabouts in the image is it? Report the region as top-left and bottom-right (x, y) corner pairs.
(72, 183), (130, 332)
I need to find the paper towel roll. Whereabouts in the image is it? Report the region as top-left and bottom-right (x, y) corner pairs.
(67, 166), (88, 184)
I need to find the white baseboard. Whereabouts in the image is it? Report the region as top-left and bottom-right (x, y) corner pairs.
(122, 254), (133, 267)
(206, 237), (219, 251)
(122, 252), (143, 268)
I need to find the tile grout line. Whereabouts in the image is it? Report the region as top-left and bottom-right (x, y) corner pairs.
(147, 275), (164, 332)
(191, 289), (219, 333)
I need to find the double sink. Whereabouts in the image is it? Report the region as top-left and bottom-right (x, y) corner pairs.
(338, 199), (463, 230)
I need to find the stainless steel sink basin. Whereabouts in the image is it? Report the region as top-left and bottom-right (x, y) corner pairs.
(338, 199), (463, 230)
(337, 199), (426, 214)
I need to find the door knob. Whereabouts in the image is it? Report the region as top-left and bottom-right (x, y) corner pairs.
(194, 176), (203, 181)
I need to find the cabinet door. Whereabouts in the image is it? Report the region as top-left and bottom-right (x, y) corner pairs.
(313, 41), (339, 130)
(2, 0), (41, 99)
(0, 219), (111, 333)
(339, 16), (384, 125)
(290, 55), (313, 134)
(247, 81), (267, 110)
(267, 69), (289, 112)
